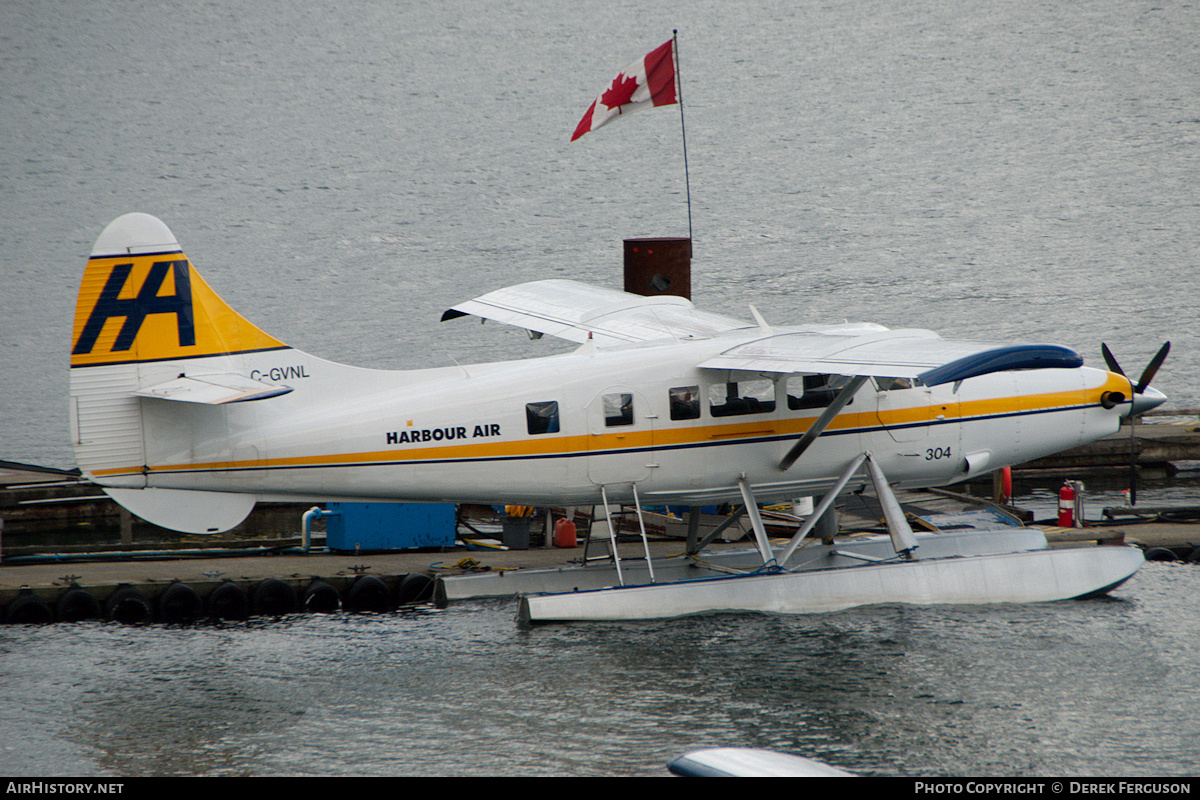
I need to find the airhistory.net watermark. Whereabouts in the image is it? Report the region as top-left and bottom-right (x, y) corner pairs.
(5, 784), (124, 795)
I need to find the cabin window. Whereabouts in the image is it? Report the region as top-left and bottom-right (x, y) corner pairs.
(603, 393), (634, 427)
(669, 386), (700, 420)
(709, 379), (776, 417)
(526, 401), (560, 435)
(786, 375), (855, 409)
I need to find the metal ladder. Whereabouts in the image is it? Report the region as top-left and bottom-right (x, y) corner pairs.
(580, 485), (657, 586)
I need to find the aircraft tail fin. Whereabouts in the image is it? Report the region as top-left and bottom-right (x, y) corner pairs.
(70, 213), (288, 369)
(69, 213), (288, 532)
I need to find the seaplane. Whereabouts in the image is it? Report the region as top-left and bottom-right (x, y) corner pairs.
(69, 213), (1166, 623)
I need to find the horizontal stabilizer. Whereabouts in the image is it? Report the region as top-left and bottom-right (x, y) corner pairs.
(134, 373), (293, 404)
(104, 487), (257, 534)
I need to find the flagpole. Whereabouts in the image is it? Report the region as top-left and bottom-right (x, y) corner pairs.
(673, 29), (694, 245)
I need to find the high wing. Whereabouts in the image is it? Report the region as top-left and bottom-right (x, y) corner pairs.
(701, 332), (1083, 387)
(441, 278), (748, 346)
(444, 279), (1084, 385)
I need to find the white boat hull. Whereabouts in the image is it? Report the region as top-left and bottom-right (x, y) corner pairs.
(517, 545), (1144, 624)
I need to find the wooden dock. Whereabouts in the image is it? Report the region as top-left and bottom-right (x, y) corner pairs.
(1022, 415), (1200, 473)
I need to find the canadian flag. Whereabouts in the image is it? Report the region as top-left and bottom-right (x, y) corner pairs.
(571, 39), (679, 142)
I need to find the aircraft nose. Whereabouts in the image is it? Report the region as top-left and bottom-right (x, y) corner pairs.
(1100, 341), (1170, 418)
(1132, 385), (1168, 417)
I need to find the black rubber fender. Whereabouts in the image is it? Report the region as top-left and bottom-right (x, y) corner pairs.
(55, 586), (102, 622)
(344, 575), (392, 613)
(106, 584), (153, 624)
(158, 582), (203, 624)
(1144, 547), (1180, 562)
(251, 579), (298, 617)
(302, 579), (340, 613)
(207, 581), (249, 621)
(1186, 546), (1200, 564)
(396, 573), (435, 605)
(4, 588), (54, 624)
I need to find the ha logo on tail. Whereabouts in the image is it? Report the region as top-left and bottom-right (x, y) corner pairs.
(70, 214), (295, 532)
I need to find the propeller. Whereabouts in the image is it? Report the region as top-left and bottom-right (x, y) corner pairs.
(1102, 341), (1170, 397)
(1099, 341), (1170, 506)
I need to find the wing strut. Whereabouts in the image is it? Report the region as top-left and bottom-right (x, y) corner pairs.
(777, 452), (919, 566)
(778, 376), (869, 471)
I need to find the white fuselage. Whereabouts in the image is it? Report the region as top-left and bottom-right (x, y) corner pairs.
(87, 331), (1127, 507)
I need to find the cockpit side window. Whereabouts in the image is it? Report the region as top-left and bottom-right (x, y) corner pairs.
(873, 376), (914, 392)
(786, 375), (855, 409)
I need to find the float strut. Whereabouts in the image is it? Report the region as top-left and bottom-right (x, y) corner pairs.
(864, 454), (920, 557)
(737, 475), (776, 566)
(778, 453), (867, 566)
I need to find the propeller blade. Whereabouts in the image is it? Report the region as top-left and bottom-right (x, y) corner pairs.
(1102, 339), (1171, 508)
(1135, 341), (1171, 395)
(1101, 343), (1124, 377)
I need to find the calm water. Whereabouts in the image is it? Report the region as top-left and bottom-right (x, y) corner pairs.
(2, 566), (1200, 778)
(2, 0), (1200, 777)
(2, 0), (1199, 469)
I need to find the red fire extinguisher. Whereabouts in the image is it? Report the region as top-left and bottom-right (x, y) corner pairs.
(1058, 481), (1075, 528)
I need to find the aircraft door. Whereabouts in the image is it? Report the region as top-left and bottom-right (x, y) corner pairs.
(587, 386), (655, 486)
(874, 378), (961, 448)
